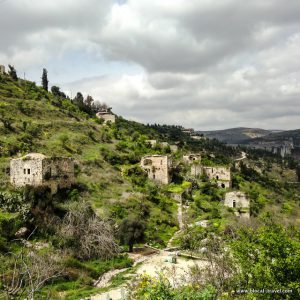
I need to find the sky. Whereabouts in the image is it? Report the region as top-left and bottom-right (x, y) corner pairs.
(0, 0), (300, 130)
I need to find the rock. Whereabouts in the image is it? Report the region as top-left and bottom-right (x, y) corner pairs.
(15, 227), (29, 238)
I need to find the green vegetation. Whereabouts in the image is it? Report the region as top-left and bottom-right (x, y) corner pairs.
(0, 71), (299, 299)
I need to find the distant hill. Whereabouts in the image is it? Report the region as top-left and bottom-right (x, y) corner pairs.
(197, 127), (300, 158)
(197, 127), (274, 144)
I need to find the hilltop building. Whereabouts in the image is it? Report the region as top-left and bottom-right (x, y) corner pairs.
(10, 153), (75, 194)
(224, 191), (250, 218)
(96, 107), (115, 124)
(140, 155), (172, 184)
(202, 166), (231, 188)
(0, 65), (5, 75)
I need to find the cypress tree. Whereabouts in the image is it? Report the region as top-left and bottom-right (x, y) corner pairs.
(42, 68), (48, 91)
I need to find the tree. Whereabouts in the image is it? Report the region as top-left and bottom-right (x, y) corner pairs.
(1, 230), (62, 299)
(51, 85), (67, 99)
(60, 201), (119, 260)
(84, 95), (94, 108)
(8, 65), (17, 81)
(73, 92), (84, 110)
(41, 68), (48, 91)
(118, 215), (146, 252)
(51, 85), (60, 97)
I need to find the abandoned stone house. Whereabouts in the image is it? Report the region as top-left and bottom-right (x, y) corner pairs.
(202, 166), (231, 188)
(10, 153), (75, 193)
(224, 191), (250, 218)
(161, 142), (169, 148)
(0, 65), (5, 75)
(183, 154), (201, 164)
(140, 155), (172, 184)
(146, 140), (157, 147)
(96, 108), (116, 124)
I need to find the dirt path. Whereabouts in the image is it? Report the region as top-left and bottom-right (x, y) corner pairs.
(90, 201), (207, 299)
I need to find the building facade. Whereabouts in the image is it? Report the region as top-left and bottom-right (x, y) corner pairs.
(0, 65), (5, 75)
(96, 108), (116, 124)
(10, 153), (74, 193)
(202, 166), (231, 188)
(140, 155), (172, 184)
(224, 191), (250, 218)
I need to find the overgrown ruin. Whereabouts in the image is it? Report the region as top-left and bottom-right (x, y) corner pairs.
(96, 107), (116, 124)
(224, 191), (250, 218)
(140, 155), (172, 184)
(10, 153), (75, 194)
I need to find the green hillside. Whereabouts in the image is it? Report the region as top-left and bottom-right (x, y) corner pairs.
(0, 73), (300, 299)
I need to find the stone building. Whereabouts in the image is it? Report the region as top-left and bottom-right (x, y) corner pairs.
(202, 166), (231, 188)
(170, 145), (178, 152)
(140, 155), (172, 184)
(10, 153), (75, 193)
(146, 140), (157, 147)
(161, 142), (169, 148)
(191, 164), (202, 177)
(183, 154), (202, 177)
(224, 191), (250, 218)
(96, 108), (116, 124)
(183, 154), (201, 164)
(0, 65), (5, 75)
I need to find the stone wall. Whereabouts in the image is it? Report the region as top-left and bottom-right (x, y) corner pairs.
(170, 145), (178, 152)
(225, 191), (250, 218)
(202, 166), (231, 188)
(96, 112), (116, 124)
(10, 153), (74, 193)
(146, 140), (157, 147)
(191, 164), (202, 177)
(183, 154), (201, 164)
(141, 155), (171, 184)
(0, 65), (5, 75)
(224, 191), (249, 208)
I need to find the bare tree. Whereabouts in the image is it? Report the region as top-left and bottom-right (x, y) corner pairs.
(188, 234), (240, 297)
(1, 232), (62, 299)
(60, 201), (119, 260)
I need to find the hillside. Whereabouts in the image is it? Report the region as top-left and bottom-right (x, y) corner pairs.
(197, 127), (273, 144)
(0, 73), (300, 299)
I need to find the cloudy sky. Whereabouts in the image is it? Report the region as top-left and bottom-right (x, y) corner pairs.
(1, 0), (300, 130)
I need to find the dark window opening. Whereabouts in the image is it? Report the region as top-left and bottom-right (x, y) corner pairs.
(23, 169), (26, 174)
(233, 200), (236, 208)
(27, 169), (30, 175)
(221, 183), (225, 188)
(153, 174), (156, 179)
(216, 175), (219, 180)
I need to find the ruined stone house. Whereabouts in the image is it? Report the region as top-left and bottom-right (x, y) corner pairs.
(161, 142), (169, 148)
(146, 140), (157, 147)
(202, 166), (231, 188)
(183, 154), (201, 164)
(96, 108), (115, 124)
(169, 145), (178, 152)
(0, 65), (5, 75)
(183, 154), (202, 177)
(10, 153), (75, 194)
(224, 191), (250, 218)
(140, 155), (172, 184)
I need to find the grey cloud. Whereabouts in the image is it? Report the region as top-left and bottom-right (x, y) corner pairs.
(0, 0), (299, 130)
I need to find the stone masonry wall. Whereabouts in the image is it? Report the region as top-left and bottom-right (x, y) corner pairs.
(224, 191), (249, 208)
(141, 155), (171, 184)
(96, 112), (116, 124)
